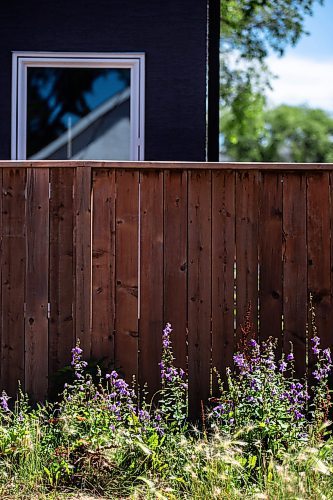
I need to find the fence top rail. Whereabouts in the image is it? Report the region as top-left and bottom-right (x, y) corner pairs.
(1, 160), (333, 171)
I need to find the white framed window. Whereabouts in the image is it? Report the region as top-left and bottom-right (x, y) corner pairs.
(12, 52), (145, 160)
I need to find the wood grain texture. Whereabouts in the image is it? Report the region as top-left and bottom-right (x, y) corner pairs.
(139, 170), (164, 396)
(49, 168), (75, 384)
(235, 171), (259, 343)
(188, 170), (212, 418)
(283, 173), (307, 377)
(211, 170), (235, 390)
(115, 170), (139, 381)
(1, 169), (26, 396)
(307, 173), (332, 374)
(91, 169), (115, 365)
(74, 167), (92, 357)
(163, 170), (188, 370)
(25, 168), (49, 400)
(259, 172), (283, 350)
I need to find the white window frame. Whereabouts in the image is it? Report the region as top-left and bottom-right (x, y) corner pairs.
(11, 51), (145, 160)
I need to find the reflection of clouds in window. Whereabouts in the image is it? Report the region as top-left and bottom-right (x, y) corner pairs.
(27, 68), (131, 160)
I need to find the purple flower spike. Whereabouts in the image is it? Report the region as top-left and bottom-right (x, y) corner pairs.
(279, 361), (287, 372)
(311, 336), (321, 355)
(0, 391), (10, 413)
(323, 348), (332, 363)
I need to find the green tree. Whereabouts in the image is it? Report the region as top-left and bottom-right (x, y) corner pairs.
(221, 105), (333, 162)
(220, 0), (325, 150)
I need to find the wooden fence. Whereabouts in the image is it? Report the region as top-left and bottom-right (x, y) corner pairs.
(0, 161), (332, 416)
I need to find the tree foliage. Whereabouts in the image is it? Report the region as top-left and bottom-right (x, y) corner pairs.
(221, 105), (333, 162)
(220, 0), (325, 158)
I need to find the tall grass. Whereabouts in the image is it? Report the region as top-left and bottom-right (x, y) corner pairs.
(0, 316), (333, 499)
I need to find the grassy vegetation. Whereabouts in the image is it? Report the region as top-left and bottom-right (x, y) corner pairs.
(1, 312), (333, 499)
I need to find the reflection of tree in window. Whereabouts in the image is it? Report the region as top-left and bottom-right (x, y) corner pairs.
(27, 68), (130, 158)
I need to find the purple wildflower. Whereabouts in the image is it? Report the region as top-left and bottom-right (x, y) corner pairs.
(138, 409), (150, 422)
(323, 348), (332, 363)
(294, 410), (303, 420)
(233, 353), (247, 369)
(71, 345), (83, 366)
(0, 391), (10, 413)
(279, 361), (287, 372)
(114, 378), (130, 397)
(287, 353), (294, 362)
(162, 323), (172, 348)
(311, 336), (321, 356)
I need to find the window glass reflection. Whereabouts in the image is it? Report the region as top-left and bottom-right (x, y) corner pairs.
(27, 68), (131, 160)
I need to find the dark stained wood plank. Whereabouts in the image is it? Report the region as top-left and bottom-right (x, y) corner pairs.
(259, 172), (283, 351)
(211, 170), (235, 391)
(188, 169), (212, 418)
(235, 171), (259, 343)
(25, 168), (49, 401)
(283, 173), (307, 377)
(74, 167), (92, 358)
(163, 170), (188, 370)
(307, 173), (331, 372)
(49, 168), (75, 383)
(0, 169), (2, 390)
(115, 170), (139, 381)
(91, 169), (116, 365)
(1, 169), (26, 397)
(139, 170), (164, 396)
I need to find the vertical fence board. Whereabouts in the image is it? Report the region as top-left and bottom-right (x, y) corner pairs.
(283, 173), (307, 377)
(212, 170), (235, 390)
(235, 171), (259, 342)
(74, 167), (92, 357)
(259, 172), (283, 350)
(307, 173), (331, 373)
(91, 169), (115, 365)
(49, 168), (75, 387)
(139, 170), (164, 395)
(1, 169), (25, 396)
(164, 169), (188, 369)
(188, 170), (212, 418)
(115, 170), (139, 381)
(0, 169), (2, 390)
(25, 168), (49, 400)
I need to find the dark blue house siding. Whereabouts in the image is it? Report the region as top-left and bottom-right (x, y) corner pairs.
(0, 0), (208, 161)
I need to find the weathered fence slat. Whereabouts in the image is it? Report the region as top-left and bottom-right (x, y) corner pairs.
(235, 171), (259, 342)
(259, 172), (283, 351)
(188, 170), (212, 417)
(25, 168), (49, 400)
(283, 173), (307, 377)
(163, 169), (188, 370)
(91, 169), (116, 364)
(139, 170), (164, 395)
(115, 170), (139, 381)
(307, 173), (332, 375)
(49, 168), (75, 383)
(1, 169), (26, 395)
(211, 170), (235, 390)
(74, 166), (92, 357)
